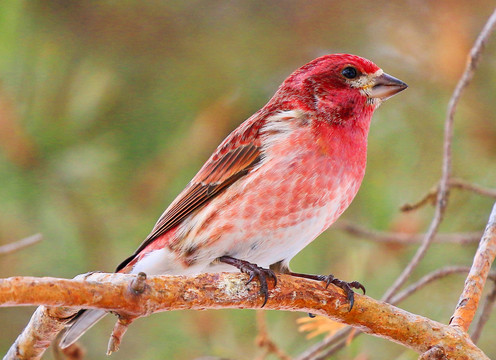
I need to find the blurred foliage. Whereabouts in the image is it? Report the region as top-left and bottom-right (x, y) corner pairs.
(1, 1), (496, 359)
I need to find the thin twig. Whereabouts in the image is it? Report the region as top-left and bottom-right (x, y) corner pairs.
(295, 327), (350, 360)
(391, 267), (496, 306)
(401, 186), (438, 212)
(255, 311), (292, 360)
(0, 234), (42, 255)
(402, 179), (496, 212)
(450, 178), (496, 199)
(450, 202), (496, 331)
(311, 341), (349, 360)
(391, 266), (471, 305)
(470, 281), (496, 344)
(335, 221), (481, 245)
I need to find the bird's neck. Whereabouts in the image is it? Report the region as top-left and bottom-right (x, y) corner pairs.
(311, 102), (374, 178)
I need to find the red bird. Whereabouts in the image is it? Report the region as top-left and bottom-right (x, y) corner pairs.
(60, 54), (407, 348)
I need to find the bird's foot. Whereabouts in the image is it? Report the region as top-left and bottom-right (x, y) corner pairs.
(218, 256), (277, 307)
(289, 272), (365, 311)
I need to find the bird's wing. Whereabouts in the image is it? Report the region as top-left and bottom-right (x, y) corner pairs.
(115, 118), (264, 272)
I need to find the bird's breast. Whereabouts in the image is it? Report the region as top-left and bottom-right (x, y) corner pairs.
(256, 123), (367, 230)
(173, 122), (368, 268)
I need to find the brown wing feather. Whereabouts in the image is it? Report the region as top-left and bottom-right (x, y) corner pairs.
(148, 143), (260, 241)
(115, 121), (264, 272)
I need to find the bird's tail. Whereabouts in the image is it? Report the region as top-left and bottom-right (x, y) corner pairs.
(59, 309), (107, 349)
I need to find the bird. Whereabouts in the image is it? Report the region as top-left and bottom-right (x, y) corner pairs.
(60, 53), (407, 348)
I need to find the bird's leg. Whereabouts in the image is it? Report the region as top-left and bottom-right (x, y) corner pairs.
(287, 271), (365, 311)
(269, 260), (288, 273)
(218, 256), (277, 307)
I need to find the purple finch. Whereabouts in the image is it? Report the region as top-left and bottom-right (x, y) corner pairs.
(60, 54), (407, 348)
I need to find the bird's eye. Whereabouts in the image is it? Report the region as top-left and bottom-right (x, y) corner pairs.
(342, 66), (358, 79)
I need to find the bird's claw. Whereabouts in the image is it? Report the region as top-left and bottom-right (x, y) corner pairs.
(289, 272), (365, 311)
(318, 274), (365, 311)
(218, 256), (277, 307)
(242, 264), (276, 307)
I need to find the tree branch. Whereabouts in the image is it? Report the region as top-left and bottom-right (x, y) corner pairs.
(3, 306), (76, 360)
(1, 273), (489, 360)
(450, 202), (496, 331)
(295, 266), (495, 360)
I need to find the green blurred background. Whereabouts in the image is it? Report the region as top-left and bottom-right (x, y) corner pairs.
(1, 1), (496, 359)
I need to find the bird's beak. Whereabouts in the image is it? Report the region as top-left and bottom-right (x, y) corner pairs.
(368, 72), (408, 100)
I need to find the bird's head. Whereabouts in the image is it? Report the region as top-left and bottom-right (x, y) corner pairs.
(275, 54), (407, 124)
